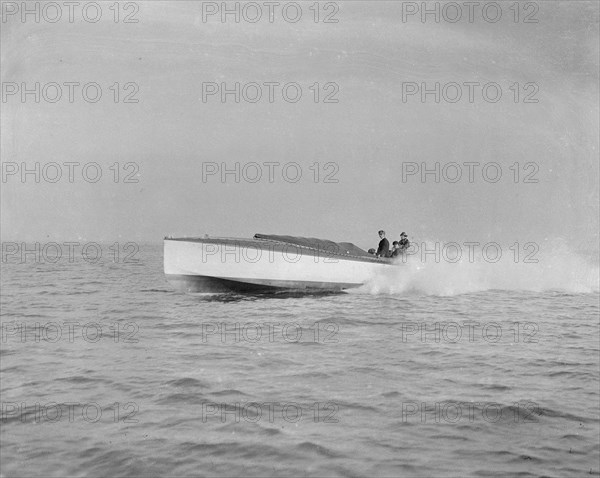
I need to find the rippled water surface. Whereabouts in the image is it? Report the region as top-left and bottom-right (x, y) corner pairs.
(1, 244), (599, 477)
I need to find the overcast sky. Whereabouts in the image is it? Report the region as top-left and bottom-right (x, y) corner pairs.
(1, 1), (598, 250)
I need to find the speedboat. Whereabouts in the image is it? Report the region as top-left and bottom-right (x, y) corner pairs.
(163, 233), (396, 293)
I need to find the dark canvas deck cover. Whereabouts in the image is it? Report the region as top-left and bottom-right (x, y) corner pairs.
(253, 234), (371, 258)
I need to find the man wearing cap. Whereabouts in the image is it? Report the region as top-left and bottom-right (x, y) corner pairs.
(398, 232), (410, 252)
(376, 230), (390, 258)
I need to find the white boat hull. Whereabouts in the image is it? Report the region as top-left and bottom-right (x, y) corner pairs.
(164, 237), (395, 293)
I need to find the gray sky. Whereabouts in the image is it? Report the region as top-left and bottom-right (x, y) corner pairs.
(1, 1), (598, 250)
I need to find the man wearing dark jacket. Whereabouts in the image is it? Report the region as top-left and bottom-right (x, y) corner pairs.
(398, 232), (410, 252)
(376, 230), (390, 258)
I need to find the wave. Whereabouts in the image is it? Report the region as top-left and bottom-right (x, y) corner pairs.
(359, 241), (599, 296)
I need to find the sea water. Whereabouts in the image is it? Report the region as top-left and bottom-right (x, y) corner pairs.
(1, 243), (598, 477)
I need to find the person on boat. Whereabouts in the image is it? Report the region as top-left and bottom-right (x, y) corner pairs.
(376, 230), (390, 258)
(390, 241), (401, 257)
(398, 232), (410, 252)
(368, 248), (376, 255)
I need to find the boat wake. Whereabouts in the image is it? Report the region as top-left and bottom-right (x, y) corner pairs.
(358, 241), (599, 296)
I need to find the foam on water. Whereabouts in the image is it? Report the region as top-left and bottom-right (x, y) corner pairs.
(360, 241), (600, 296)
